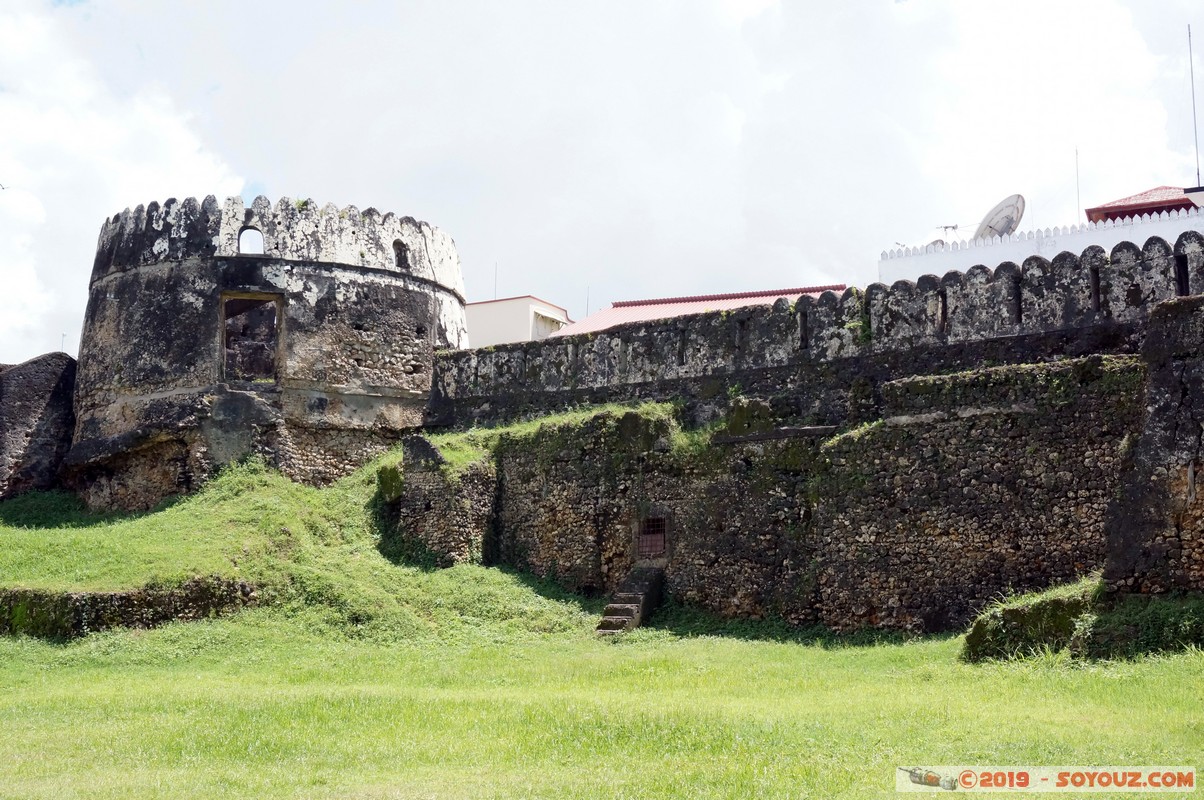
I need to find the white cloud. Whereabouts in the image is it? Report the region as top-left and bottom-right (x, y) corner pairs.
(715, 0), (779, 27)
(0, 1), (241, 363)
(918, 0), (1189, 237)
(1, 0), (1198, 352)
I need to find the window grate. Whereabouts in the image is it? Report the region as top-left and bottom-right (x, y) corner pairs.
(638, 517), (667, 558)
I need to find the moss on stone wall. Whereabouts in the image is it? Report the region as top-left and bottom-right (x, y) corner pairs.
(0, 577), (256, 640)
(381, 354), (1148, 632)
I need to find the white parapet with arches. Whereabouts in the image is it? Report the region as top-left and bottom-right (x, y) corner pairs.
(879, 207), (1204, 284)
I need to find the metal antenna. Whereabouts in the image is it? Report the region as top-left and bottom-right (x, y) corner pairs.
(1076, 146), (1081, 222)
(1192, 25), (1202, 186)
(936, 224), (970, 236)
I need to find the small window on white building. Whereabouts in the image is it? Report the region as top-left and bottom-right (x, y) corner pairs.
(531, 310), (566, 341)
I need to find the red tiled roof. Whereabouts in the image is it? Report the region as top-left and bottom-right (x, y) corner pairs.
(1085, 186), (1195, 222)
(551, 284), (845, 337)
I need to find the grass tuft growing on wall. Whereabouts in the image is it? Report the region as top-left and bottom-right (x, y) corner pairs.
(423, 401), (693, 474)
(963, 575), (1204, 661)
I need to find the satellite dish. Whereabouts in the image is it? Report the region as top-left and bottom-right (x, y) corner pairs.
(973, 194), (1025, 240)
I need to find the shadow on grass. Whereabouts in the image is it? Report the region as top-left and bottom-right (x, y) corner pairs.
(643, 600), (959, 649)
(0, 490), (163, 530)
(491, 565), (609, 617)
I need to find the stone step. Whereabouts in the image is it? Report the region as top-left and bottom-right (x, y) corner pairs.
(602, 603), (641, 619)
(596, 566), (665, 636)
(596, 615), (632, 631)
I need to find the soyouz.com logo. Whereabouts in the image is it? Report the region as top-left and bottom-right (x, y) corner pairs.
(896, 766), (1196, 792)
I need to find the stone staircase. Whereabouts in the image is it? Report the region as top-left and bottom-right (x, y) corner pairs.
(596, 566), (664, 636)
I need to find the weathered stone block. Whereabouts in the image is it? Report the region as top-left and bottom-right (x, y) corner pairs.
(0, 352), (76, 499)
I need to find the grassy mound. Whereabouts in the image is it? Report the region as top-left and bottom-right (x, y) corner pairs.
(0, 453), (601, 643)
(963, 575), (1204, 661)
(0, 401), (707, 641)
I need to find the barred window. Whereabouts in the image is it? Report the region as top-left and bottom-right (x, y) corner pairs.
(638, 517), (667, 558)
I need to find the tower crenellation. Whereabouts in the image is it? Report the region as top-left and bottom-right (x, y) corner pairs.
(93, 195), (466, 302)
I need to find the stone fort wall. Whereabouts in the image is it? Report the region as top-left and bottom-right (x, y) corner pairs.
(68, 195), (469, 509)
(430, 233), (1204, 426)
(395, 229), (1204, 628)
(387, 353), (1143, 632)
(0, 353), (76, 500)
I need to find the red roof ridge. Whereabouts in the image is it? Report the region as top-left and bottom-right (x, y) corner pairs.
(1087, 186), (1187, 210)
(611, 285), (846, 308)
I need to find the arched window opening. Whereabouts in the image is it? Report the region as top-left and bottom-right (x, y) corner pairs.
(1175, 252), (1190, 297)
(393, 239), (410, 270)
(239, 227), (265, 255)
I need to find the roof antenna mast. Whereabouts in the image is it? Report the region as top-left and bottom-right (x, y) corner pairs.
(1192, 25), (1202, 187)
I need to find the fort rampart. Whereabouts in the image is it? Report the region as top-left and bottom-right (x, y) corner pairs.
(430, 233), (1204, 426)
(388, 352), (1144, 632)
(393, 230), (1204, 629)
(66, 195), (469, 509)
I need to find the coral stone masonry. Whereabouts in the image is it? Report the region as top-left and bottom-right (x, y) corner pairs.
(5, 196), (1204, 633)
(63, 195), (468, 509)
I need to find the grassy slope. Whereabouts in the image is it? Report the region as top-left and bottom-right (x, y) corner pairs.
(0, 409), (1201, 798)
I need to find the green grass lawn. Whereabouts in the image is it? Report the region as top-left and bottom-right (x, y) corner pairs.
(1, 450), (1202, 798)
(2, 610), (1201, 799)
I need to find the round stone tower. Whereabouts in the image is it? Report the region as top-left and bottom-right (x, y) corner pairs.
(65, 195), (468, 509)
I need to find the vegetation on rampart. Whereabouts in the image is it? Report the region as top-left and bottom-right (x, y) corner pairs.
(964, 576), (1204, 661)
(422, 401), (716, 476)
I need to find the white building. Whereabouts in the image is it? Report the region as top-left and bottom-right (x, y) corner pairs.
(465, 295), (572, 348)
(879, 186), (1204, 285)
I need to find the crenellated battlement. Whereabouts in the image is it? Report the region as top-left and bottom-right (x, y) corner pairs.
(431, 230), (1204, 421)
(92, 195), (466, 300)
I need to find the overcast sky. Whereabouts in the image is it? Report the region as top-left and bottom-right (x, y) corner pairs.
(1, 0), (1201, 363)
